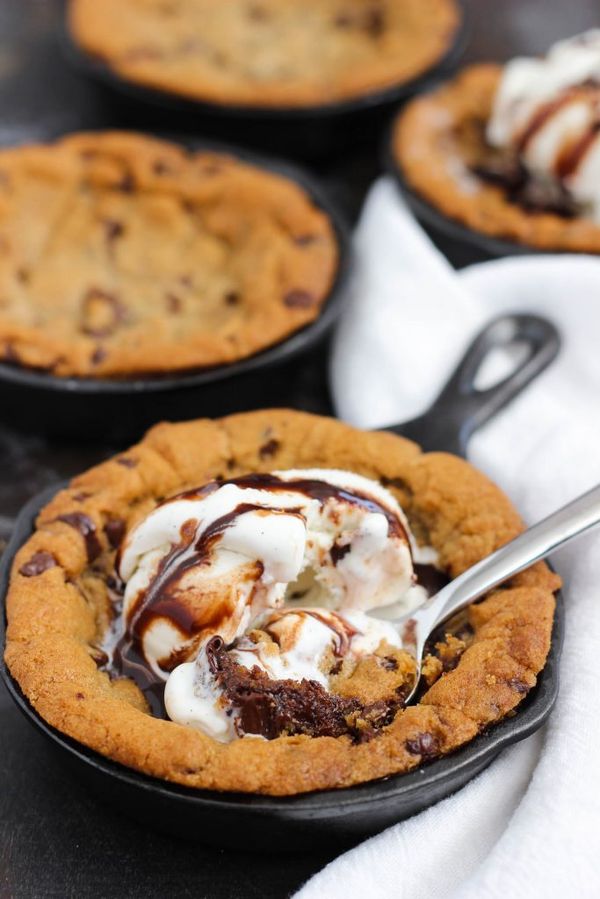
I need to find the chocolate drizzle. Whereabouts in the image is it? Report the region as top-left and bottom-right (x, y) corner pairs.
(102, 475), (441, 735)
(264, 608), (359, 657)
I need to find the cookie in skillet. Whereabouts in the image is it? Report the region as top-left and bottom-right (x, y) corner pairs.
(0, 132), (338, 377)
(68, 0), (461, 108)
(393, 32), (600, 252)
(4, 410), (560, 795)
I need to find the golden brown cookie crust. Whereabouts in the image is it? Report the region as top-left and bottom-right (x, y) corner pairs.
(0, 132), (338, 377)
(4, 410), (559, 795)
(68, 0), (460, 108)
(393, 64), (600, 252)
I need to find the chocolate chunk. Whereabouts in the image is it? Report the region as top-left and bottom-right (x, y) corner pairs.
(19, 551), (56, 577)
(507, 677), (531, 694)
(206, 636), (400, 741)
(330, 541), (351, 566)
(75, 692), (85, 700)
(259, 437), (280, 459)
(283, 289), (316, 309)
(116, 456), (137, 469)
(56, 512), (101, 563)
(405, 732), (439, 758)
(224, 290), (240, 306)
(81, 288), (125, 338)
(104, 518), (126, 549)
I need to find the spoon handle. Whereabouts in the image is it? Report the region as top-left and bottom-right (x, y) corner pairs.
(432, 482), (600, 630)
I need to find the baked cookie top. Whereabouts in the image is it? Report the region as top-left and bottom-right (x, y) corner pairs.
(0, 132), (338, 377)
(4, 410), (559, 795)
(68, 0), (461, 109)
(392, 64), (600, 252)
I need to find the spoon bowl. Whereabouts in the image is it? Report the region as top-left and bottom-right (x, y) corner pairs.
(390, 482), (600, 704)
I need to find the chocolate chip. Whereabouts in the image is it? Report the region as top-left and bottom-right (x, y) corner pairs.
(283, 289), (315, 309)
(248, 4), (268, 20)
(72, 491), (91, 502)
(89, 646), (109, 668)
(16, 266), (29, 284)
(19, 551), (56, 577)
(165, 292), (182, 313)
(81, 288), (125, 338)
(334, 12), (352, 27)
(103, 219), (125, 245)
(153, 159), (172, 175)
(507, 677), (531, 694)
(330, 541), (351, 566)
(380, 475), (411, 493)
(364, 7), (384, 37)
(259, 437), (280, 459)
(116, 456), (137, 469)
(104, 518), (126, 549)
(294, 234), (317, 246)
(56, 513), (101, 563)
(91, 346), (106, 366)
(380, 656), (398, 671)
(3, 343), (19, 364)
(224, 290), (240, 306)
(116, 172), (135, 193)
(405, 732), (439, 758)
(75, 692), (85, 700)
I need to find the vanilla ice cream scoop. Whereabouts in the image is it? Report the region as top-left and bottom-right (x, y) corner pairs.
(487, 31), (600, 221)
(117, 469), (415, 681)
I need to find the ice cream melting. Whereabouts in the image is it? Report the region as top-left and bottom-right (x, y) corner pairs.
(113, 469), (436, 741)
(487, 31), (600, 221)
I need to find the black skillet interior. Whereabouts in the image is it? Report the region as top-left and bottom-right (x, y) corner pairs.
(0, 312), (564, 852)
(384, 128), (565, 266)
(59, 7), (470, 161)
(0, 136), (351, 442)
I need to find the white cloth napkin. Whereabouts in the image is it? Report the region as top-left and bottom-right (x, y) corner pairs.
(296, 178), (600, 899)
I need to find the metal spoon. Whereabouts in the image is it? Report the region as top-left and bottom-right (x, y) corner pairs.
(389, 483), (600, 704)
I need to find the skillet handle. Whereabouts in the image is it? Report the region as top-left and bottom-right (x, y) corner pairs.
(385, 314), (560, 457)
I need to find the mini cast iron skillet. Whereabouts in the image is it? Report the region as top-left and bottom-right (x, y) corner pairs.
(59, 10), (469, 160)
(0, 138), (351, 442)
(385, 130), (572, 265)
(0, 314), (563, 850)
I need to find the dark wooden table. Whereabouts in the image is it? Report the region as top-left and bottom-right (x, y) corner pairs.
(0, 2), (596, 896)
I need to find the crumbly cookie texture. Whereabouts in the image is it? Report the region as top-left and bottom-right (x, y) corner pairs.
(393, 64), (600, 252)
(0, 132), (338, 377)
(4, 410), (560, 795)
(68, 0), (460, 108)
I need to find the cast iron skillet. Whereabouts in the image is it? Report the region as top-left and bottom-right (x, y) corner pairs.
(0, 313), (563, 850)
(0, 137), (351, 442)
(59, 8), (469, 160)
(384, 123), (570, 264)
